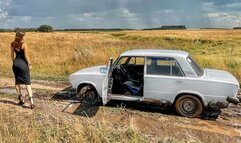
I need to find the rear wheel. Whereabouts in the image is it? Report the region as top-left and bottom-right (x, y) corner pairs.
(175, 95), (203, 118)
(77, 85), (99, 105)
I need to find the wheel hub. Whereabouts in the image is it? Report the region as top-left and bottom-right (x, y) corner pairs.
(182, 100), (196, 113)
(86, 91), (96, 100)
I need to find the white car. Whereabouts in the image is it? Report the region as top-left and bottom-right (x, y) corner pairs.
(69, 49), (240, 118)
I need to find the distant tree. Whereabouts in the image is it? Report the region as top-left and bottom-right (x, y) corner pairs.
(55, 28), (134, 32)
(160, 25), (186, 30)
(13, 28), (21, 32)
(233, 27), (241, 29)
(200, 28), (230, 30)
(37, 24), (53, 32)
(143, 25), (186, 30)
(0, 29), (12, 32)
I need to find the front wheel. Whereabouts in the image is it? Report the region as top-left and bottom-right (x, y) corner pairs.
(175, 95), (203, 118)
(77, 85), (99, 105)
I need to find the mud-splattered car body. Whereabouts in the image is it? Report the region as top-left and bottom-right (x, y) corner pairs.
(70, 49), (240, 117)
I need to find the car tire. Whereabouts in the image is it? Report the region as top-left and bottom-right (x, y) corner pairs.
(77, 85), (99, 105)
(175, 95), (203, 118)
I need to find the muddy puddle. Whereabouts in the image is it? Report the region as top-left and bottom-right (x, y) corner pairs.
(0, 87), (17, 94)
(178, 120), (241, 137)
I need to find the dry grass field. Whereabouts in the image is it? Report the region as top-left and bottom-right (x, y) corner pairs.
(1, 30), (241, 142)
(1, 30), (241, 82)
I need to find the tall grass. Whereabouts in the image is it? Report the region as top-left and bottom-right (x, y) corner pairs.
(0, 30), (241, 82)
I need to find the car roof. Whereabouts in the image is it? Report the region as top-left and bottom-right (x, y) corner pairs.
(120, 49), (189, 58)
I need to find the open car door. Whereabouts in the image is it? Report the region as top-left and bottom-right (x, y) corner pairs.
(102, 58), (113, 105)
(102, 76), (109, 105)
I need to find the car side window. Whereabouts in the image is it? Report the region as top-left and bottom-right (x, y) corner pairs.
(128, 57), (144, 65)
(146, 57), (183, 76)
(117, 57), (129, 65)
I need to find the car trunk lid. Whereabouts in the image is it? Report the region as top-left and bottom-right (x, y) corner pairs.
(204, 68), (239, 85)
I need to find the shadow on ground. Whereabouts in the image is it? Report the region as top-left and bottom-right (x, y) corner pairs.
(52, 86), (77, 100)
(52, 86), (177, 117)
(52, 87), (99, 117)
(0, 99), (33, 109)
(108, 100), (176, 115)
(72, 104), (99, 117)
(0, 99), (19, 106)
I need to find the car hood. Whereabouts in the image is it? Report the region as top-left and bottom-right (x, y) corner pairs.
(71, 65), (108, 76)
(204, 68), (239, 85)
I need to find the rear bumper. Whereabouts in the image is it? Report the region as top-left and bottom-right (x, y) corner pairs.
(227, 97), (240, 105)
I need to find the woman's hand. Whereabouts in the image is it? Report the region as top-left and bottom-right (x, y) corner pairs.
(29, 65), (32, 70)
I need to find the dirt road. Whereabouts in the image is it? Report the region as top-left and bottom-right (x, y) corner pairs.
(1, 76), (241, 143)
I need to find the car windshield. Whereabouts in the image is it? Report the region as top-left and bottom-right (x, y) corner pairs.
(186, 56), (204, 77)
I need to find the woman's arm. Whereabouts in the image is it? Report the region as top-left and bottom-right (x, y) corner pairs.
(10, 43), (14, 62)
(23, 43), (32, 69)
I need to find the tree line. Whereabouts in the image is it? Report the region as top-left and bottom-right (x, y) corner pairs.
(55, 28), (134, 32)
(1, 24), (241, 32)
(233, 27), (241, 29)
(143, 25), (186, 30)
(0, 25), (53, 32)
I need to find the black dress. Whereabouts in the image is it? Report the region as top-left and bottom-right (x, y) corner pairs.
(12, 48), (31, 85)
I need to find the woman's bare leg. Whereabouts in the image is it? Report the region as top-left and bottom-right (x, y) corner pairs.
(26, 85), (34, 109)
(15, 84), (21, 95)
(15, 84), (25, 104)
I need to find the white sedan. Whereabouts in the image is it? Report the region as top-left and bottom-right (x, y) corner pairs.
(69, 49), (240, 118)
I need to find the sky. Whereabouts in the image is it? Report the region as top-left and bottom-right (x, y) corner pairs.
(0, 0), (241, 29)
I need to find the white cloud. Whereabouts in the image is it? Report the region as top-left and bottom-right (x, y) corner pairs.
(65, 8), (143, 28)
(19, 16), (32, 21)
(0, 0), (12, 27)
(202, 2), (215, 12)
(163, 9), (175, 14)
(206, 12), (228, 18)
(201, 1), (241, 28)
(0, 0), (12, 8)
(0, 8), (9, 28)
(1, 0), (241, 29)
(122, 8), (133, 17)
(83, 13), (92, 17)
(222, 3), (241, 9)
(0, 9), (8, 19)
(202, 2), (241, 12)
(204, 12), (241, 27)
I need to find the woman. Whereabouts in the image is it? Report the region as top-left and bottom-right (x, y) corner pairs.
(11, 31), (34, 109)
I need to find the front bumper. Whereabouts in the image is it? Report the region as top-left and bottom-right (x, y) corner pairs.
(227, 97), (240, 105)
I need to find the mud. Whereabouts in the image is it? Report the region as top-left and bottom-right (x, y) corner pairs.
(1, 76), (241, 142)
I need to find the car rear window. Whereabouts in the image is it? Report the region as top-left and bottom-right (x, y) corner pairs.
(146, 57), (183, 76)
(187, 56), (204, 77)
